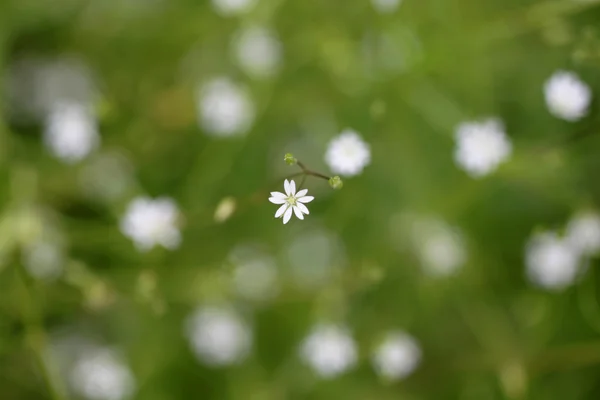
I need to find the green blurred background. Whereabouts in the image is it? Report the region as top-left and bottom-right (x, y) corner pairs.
(2, 0), (600, 399)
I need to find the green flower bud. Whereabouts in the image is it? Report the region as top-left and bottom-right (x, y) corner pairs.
(284, 153), (297, 165)
(329, 176), (343, 190)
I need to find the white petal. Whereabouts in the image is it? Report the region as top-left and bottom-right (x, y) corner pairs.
(296, 189), (308, 197)
(270, 191), (286, 198)
(293, 206), (304, 220)
(269, 197), (286, 204)
(289, 180), (296, 195)
(284, 179), (291, 195)
(275, 204), (288, 218)
(283, 207), (293, 224)
(296, 202), (309, 215)
(298, 196), (314, 203)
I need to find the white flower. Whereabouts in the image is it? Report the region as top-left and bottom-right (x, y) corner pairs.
(454, 119), (512, 178)
(411, 217), (466, 277)
(69, 347), (135, 400)
(211, 0), (257, 16)
(120, 197), (181, 251)
(44, 101), (100, 163)
(325, 129), (371, 177)
(232, 256), (279, 302)
(299, 324), (357, 378)
(79, 152), (134, 203)
(185, 306), (252, 367)
(269, 179), (314, 224)
(544, 70), (591, 121)
(371, 0), (402, 14)
(233, 26), (282, 79)
(526, 231), (580, 290)
(197, 78), (255, 137)
(566, 212), (600, 256)
(22, 241), (64, 281)
(372, 331), (421, 381)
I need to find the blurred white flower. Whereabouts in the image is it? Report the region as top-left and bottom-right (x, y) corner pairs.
(544, 70), (591, 121)
(411, 217), (466, 277)
(79, 152), (134, 203)
(299, 324), (357, 378)
(198, 78), (255, 137)
(185, 306), (252, 367)
(566, 212), (600, 256)
(120, 197), (181, 251)
(269, 179), (314, 224)
(325, 129), (371, 177)
(371, 0), (402, 14)
(22, 241), (64, 281)
(232, 255), (279, 302)
(526, 231), (579, 290)
(44, 102), (100, 163)
(372, 331), (421, 381)
(69, 347), (135, 400)
(454, 119), (512, 178)
(214, 196), (237, 223)
(233, 26), (282, 79)
(211, 0), (257, 16)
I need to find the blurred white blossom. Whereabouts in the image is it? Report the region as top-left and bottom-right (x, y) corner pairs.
(269, 179), (314, 224)
(454, 119), (512, 178)
(544, 70), (591, 121)
(211, 0), (257, 16)
(526, 231), (579, 290)
(44, 101), (100, 163)
(197, 78), (255, 137)
(69, 347), (135, 400)
(120, 197), (181, 251)
(371, 0), (402, 14)
(79, 152), (134, 203)
(233, 26), (282, 79)
(325, 129), (371, 177)
(566, 212), (600, 257)
(299, 324), (357, 378)
(185, 306), (252, 367)
(231, 249), (279, 302)
(372, 331), (421, 381)
(22, 240), (64, 281)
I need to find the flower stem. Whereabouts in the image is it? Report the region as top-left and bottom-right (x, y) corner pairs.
(296, 160), (331, 181)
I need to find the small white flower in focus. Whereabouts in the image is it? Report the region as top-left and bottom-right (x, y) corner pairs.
(44, 102), (100, 163)
(269, 179), (314, 224)
(233, 26), (282, 79)
(372, 331), (421, 381)
(454, 119), (512, 178)
(566, 212), (600, 256)
(211, 0), (257, 16)
(185, 306), (252, 367)
(371, 0), (402, 14)
(411, 217), (466, 277)
(526, 231), (579, 290)
(198, 78), (255, 137)
(544, 70), (591, 121)
(325, 129), (371, 177)
(299, 324), (357, 378)
(22, 241), (64, 281)
(69, 348), (135, 400)
(120, 197), (181, 251)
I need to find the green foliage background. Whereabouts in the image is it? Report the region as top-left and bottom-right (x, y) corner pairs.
(2, 0), (600, 399)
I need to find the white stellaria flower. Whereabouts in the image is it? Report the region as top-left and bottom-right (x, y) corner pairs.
(411, 217), (466, 277)
(372, 331), (421, 381)
(544, 70), (591, 121)
(454, 118), (512, 178)
(44, 101), (100, 163)
(69, 347), (135, 400)
(119, 197), (181, 251)
(371, 0), (402, 14)
(269, 179), (314, 224)
(566, 212), (600, 257)
(233, 26), (282, 79)
(526, 231), (580, 291)
(185, 306), (252, 367)
(299, 324), (357, 379)
(325, 129), (371, 177)
(232, 257), (279, 302)
(211, 0), (257, 16)
(198, 78), (255, 137)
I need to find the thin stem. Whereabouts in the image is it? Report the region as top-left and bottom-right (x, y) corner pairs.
(296, 160), (330, 181)
(299, 174), (307, 189)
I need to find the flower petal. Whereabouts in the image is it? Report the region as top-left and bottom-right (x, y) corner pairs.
(293, 206), (304, 220)
(283, 207), (293, 224)
(296, 189), (308, 198)
(284, 179), (291, 195)
(296, 202), (309, 215)
(289, 180), (296, 195)
(269, 197), (286, 204)
(298, 196), (314, 203)
(270, 191), (286, 198)
(275, 204), (288, 218)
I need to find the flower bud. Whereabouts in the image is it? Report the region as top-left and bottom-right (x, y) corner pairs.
(329, 176), (343, 189)
(284, 153), (297, 165)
